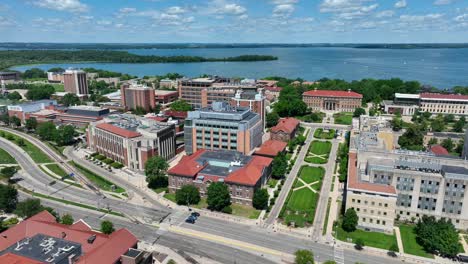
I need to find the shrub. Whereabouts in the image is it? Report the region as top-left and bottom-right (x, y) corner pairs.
(90, 152), (99, 157)
(175, 185), (201, 205)
(95, 154), (106, 160)
(221, 206), (232, 214)
(110, 162), (123, 169)
(103, 158), (113, 164)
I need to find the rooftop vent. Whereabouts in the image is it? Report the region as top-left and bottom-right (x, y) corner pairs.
(87, 234), (96, 244)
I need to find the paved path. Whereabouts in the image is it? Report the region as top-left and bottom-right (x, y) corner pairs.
(264, 127), (315, 225)
(394, 226), (404, 254)
(293, 178), (319, 193)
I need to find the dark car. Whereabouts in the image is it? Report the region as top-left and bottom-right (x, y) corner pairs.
(191, 212), (200, 218)
(387, 251), (397, 258)
(185, 216), (196, 224)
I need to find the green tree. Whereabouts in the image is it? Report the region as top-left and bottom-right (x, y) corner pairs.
(170, 100), (192, 111)
(61, 214), (74, 225)
(9, 116), (21, 127)
(353, 107), (366, 117)
(398, 125), (424, 151)
(175, 185), (201, 206)
(294, 249), (314, 264)
(14, 198), (43, 218)
(453, 119), (465, 133)
(0, 114), (10, 126)
(37, 122), (57, 141)
(252, 189), (269, 210)
(431, 117), (445, 132)
(323, 261), (336, 264)
(441, 138), (454, 152)
(25, 117), (38, 131)
(355, 238), (365, 250)
(0, 184), (18, 213)
(7, 91), (22, 101)
(266, 112), (280, 128)
(16, 138), (25, 147)
(60, 93), (80, 106)
(100, 220), (115, 234)
(25, 85), (55, 100)
(415, 215), (462, 257)
(206, 182), (231, 212)
(56, 125), (75, 146)
(391, 117), (403, 131)
(444, 114), (455, 123)
(428, 138), (438, 145)
(272, 152), (288, 179)
(145, 156), (169, 189)
(342, 208), (358, 232)
(22, 68), (46, 79)
(48, 67), (64, 72)
(0, 166), (17, 179)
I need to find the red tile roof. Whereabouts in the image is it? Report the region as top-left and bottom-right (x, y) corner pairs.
(303, 89), (363, 98)
(271, 117), (300, 134)
(164, 110), (188, 119)
(147, 116), (169, 122)
(430, 145), (450, 156)
(168, 149), (207, 177)
(0, 253), (42, 264)
(420, 93), (468, 100)
(265, 86), (283, 92)
(254, 140), (287, 157)
(226, 156), (273, 186)
(0, 211), (138, 264)
(347, 152), (396, 195)
(96, 123), (141, 138)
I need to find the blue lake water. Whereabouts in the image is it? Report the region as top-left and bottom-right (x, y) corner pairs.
(10, 47), (468, 89)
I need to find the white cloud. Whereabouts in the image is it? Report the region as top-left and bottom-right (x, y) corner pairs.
(394, 0), (407, 9)
(119, 7), (136, 14)
(206, 0), (247, 19)
(97, 20), (112, 25)
(400, 13), (444, 22)
(166, 6), (187, 14)
(376, 10), (394, 18)
(0, 16), (15, 27)
(32, 0), (88, 13)
(434, 0), (454, 5)
(454, 14), (468, 22)
(320, 0), (376, 13)
(273, 4), (295, 17)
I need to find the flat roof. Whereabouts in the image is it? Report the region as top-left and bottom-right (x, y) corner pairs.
(154, 90), (178, 96)
(395, 93), (420, 99)
(303, 89), (363, 98)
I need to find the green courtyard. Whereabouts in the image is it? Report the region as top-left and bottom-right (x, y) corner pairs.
(280, 166), (324, 227)
(333, 112), (353, 125)
(0, 148), (17, 164)
(304, 141), (332, 164)
(399, 225), (434, 258)
(314, 128), (336, 139)
(334, 223), (398, 251)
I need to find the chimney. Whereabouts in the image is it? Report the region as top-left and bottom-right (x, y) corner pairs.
(87, 234), (96, 244)
(61, 232), (67, 239)
(347, 89), (351, 93)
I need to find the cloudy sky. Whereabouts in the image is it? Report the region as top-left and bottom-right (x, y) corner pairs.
(1, 0), (467, 43)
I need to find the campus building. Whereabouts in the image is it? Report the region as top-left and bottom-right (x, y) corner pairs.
(302, 89), (363, 112)
(55, 105), (110, 127)
(346, 116), (468, 233)
(154, 90), (179, 105)
(0, 211), (151, 264)
(230, 89), (266, 128)
(47, 71), (65, 83)
(87, 114), (176, 171)
(64, 69), (89, 96)
(7, 100), (58, 123)
(270, 117), (300, 142)
(0, 71), (20, 82)
(121, 83), (156, 112)
(383, 93), (468, 116)
(184, 102), (263, 155)
(168, 149), (273, 205)
(178, 77), (258, 109)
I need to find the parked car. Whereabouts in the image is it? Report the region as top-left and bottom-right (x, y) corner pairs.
(185, 216), (196, 224)
(191, 212), (200, 218)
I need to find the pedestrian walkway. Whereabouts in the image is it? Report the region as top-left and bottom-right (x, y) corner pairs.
(292, 178), (320, 193)
(394, 226), (404, 254)
(333, 245), (344, 264)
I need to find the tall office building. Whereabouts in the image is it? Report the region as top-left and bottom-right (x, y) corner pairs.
(230, 89), (266, 129)
(184, 101), (263, 155)
(63, 69), (89, 96)
(120, 82), (156, 112)
(463, 129), (468, 160)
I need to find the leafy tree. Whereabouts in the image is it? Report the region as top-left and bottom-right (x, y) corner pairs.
(355, 238), (365, 250)
(100, 220), (115, 234)
(1, 166), (17, 179)
(266, 112), (280, 128)
(415, 215), (462, 257)
(14, 198), (43, 218)
(398, 125), (424, 151)
(25, 117), (38, 131)
(353, 107), (366, 117)
(0, 184), (18, 213)
(272, 152), (288, 179)
(61, 214), (74, 225)
(0, 114), (10, 125)
(453, 119), (465, 133)
(444, 114), (455, 123)
(455, 140), (464, 156)
(294, 249), (314, 264)
(36, 122), (57, 141)
(9, 116), (21, 127)
(342, 208), (358, 232)
(430, 117), (445, 132)
(7, 91), (22, 101)
(145, 156), (169, 189)
(323, 261), (336, 264)
(60, 93), (80, 106)
(391, 117), (403, 131)
(16, 138), (25, 147)
(274, 86), (307, 117)
(206, 182), (231, 212)
(25, 85), (55, 100)
(175, 185), (201, 205)
(441, 138), (454, 152)
(48, 67), (64, 72)
(252, 189), (269, 210)
(22, 68), (46, 79)
(170, 100), (192, 111)
(428, 138), (438, 145)
(56, 125), (75, 146)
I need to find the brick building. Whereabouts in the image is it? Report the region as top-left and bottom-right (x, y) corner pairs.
(87, 114), (176, 171)
(7, 100), (58, 123)
(0, 211), (151, 264)
(230, 89), (266, 129)
(64, 69), (89, 96)
(302, 89), (362, 112)
(121, 83), (156, 112)
(270, 117), (300, 142)
(254, 139), (287, 158)
(168, 149), (273, 205)
(154, 90), (179, 105)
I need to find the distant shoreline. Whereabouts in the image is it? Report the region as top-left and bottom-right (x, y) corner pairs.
(1, 43), (468, 50)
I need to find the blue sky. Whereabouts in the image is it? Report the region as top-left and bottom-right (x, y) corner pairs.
(0, 0), (467, 43)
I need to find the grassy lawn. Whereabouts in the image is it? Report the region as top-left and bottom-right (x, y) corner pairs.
(164, 193), (176, 203)
(0, 148), (17, 164)
(399, 225), (434, 258)
(268, 178), (279, 188)
(69, 161), (125, 193)
(0, 131), (52, 163)
(299, 166), (324, 184)
(334, 224), (398, 251)
(333, 112), (353, 125)
(282, 187), (319, 227)
(304, 141), (332, 164)
(294, 179), (304, 188)
(314, 128), (336, 139)
(45, 164), (68, 177)
(152, 187), (168, 194)
(51, 83), (65, 92)
(323, 198), (332, 235)
(231, 203), (261, 219)
(288, 188), (317, 211)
